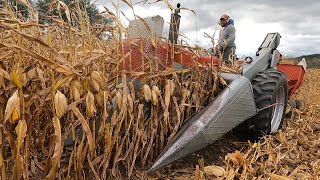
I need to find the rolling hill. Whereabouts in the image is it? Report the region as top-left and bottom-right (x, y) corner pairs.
(292, 54), (320, 68)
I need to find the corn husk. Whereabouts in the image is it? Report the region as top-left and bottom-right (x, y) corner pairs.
(54, 90), (68, 118)
(143, 84), (152, 102)
(203, 165), (225, 177)
(4, 90), (21, 124)
(86, 91), (96, 116)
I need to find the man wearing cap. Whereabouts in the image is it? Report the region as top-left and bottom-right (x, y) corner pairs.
(215, 14), (236, 64)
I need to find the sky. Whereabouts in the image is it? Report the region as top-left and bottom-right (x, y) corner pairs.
(96, 0), (320, 57)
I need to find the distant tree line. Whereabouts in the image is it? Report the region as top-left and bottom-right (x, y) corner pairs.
(293, 54), (320, 68)
(0, 0), (110, 26)
(0, 0), (31, 19)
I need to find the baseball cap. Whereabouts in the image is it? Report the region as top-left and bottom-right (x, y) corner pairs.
(220, 14), (230, 21)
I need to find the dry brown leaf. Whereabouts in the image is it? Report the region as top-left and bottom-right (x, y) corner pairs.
(111, 109), (118, 127)
(151, 90), (158, 106)
(277, 130), (286, 143)
(72, 107), (95, 152)
(91, 78), (100, 93)
(53, 77), (69, 91)
(169, 80), (175, 96)
(95, 91), (104, 108)
(58, 1), (71, 23)
(105, 122), (112, 150)
(0, 42), (74, 75)
(4, 90), (20, 124)
(225, 168), (235, 179)
(54, 90), (68, 118)
(165, 80), (171, 107)
(127, 94), (134, 113)
(90, 71), (103, 92)
(74, 81), (84, 97)
(15, 120), (27, 155)
(121, 0), (133, 8)
(194, 165), (205, 180)
(91, 71), (104, 86)
(46, 117), (63, 179)
(267, 173), (293, 180)
(203, 165), (225, 177)
(116, 91), (122, 109)
(13, 120), (27, 179)
(225, 150), (243, 165)
(152, 86), (160, 95)
(0, 68), (11, 80)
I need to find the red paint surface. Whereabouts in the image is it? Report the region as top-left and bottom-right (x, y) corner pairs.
(276, 64), (306, 98)
(121, 38), (219, 73)
(121, 38), (305, 98)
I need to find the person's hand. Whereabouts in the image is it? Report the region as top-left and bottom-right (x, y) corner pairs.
(222, 40), (228, 49)
(217, 41), (227, 51)
(214, 46), (219, 54)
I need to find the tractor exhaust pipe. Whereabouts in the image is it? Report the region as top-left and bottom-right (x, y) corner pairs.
(168, 3), (181, 44)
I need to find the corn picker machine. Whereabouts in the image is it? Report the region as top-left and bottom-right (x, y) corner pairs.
(119, 4), (306, 171)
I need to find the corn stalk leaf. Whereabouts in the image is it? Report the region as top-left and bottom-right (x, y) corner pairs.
(121, 0), (133, 8)
(0, 42), (74, 75)
(58, 1), (71, 23)
(46, 116), (63, 179)
(72, 107), (95, 152)
(13, 120), (27, 179)
(0, 23), (69, 66)
(151, 0), (173, 10)
(11, 69), (22, 89)
(53, 76), (72, 91)
(267, 173), (293, 180)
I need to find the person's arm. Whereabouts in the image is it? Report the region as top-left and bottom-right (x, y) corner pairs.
(217, 29), (223, 46)
(216, 29), (225, 51)
(224, 25), (236, 46)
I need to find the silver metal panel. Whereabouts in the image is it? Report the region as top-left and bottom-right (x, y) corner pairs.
(242, 32), (282, 81)
(149, 76), (257, 171)
(204, 84), (257, 143)
(128, 15), (164, 38)
(270, 49), (281, 68)
(221, 73), (240, 83)
(261, 33), (276, 48)
(242, 48), (272, 80)
(259, 32), (281, 50)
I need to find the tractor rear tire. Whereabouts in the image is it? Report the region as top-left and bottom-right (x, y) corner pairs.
(234, 69), (288, 140)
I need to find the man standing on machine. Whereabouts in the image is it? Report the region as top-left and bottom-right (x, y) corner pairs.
(215, 14), (236, 64)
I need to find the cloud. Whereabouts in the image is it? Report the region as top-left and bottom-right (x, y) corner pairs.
(96, 0), (320, 56)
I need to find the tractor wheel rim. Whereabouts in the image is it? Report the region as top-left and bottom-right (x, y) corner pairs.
(271, 86), (285, 132)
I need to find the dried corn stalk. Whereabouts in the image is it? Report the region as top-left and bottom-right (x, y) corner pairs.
(0, 1), (227, 179)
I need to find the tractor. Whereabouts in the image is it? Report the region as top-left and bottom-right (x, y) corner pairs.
(116, 3), (306, 171)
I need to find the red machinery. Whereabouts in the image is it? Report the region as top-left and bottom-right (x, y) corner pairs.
(121, 38), (306, 100)
(276, 63), (306, 97)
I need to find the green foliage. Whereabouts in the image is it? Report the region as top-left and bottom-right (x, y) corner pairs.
(0, 0), (30, 20)
(36, 0), (110, 26)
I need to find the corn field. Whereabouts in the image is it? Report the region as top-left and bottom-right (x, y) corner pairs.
(0, 0), (232, 179)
